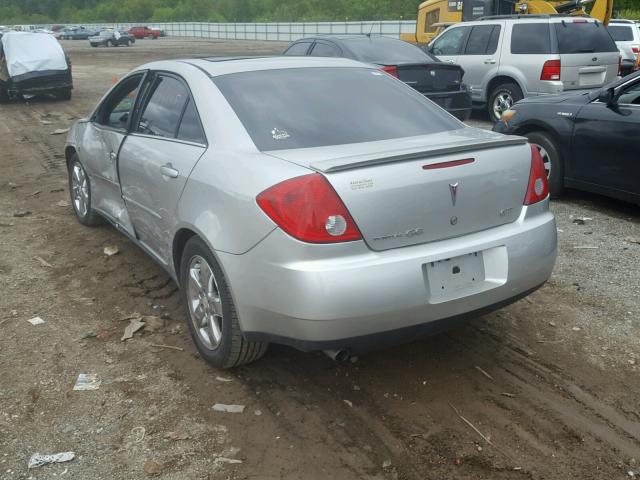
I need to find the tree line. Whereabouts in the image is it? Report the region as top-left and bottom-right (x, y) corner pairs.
(0, 0), (637, 25)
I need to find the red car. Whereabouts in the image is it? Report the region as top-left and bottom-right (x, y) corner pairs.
(127, 26), (159, 39)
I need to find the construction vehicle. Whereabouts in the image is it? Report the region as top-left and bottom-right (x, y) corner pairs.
(400, 0), (614, 44)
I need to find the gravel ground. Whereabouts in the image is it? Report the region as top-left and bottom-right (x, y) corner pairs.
(0, 37), (639, 480)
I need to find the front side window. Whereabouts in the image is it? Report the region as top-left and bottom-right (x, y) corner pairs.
(463, 25), (500, 55)
(618, 80), (640, 105)
(431, 26), (468, 55)
(97, 74), (143, 130)
(425, 9), (440, 34)
(283, 42), (312, 56)
(511, 23), (552, 54)
(214, 67), (460, 151)
(137, 75), (188, 138)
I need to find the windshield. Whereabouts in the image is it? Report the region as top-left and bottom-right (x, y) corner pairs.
(607, 25), (634, 42)
(214, 67), (460, 151)
(554, 22), (618, 54)
(345, 37), (437, 64)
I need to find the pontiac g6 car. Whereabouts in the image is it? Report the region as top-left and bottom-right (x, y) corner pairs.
(64, 57), (557, 368)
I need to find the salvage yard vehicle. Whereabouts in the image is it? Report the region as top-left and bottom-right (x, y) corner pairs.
(494, 71), (640, 205)
(608, 19), (640, 76)
(64, 57), (557, 368)
(0, 32), (73, 101)
(428, 15), (621, 121)
(127, 26), (160, 39)
(89, 30), (135, 47)
(283, 35), (472, 120)
(59, 26), (98, 40)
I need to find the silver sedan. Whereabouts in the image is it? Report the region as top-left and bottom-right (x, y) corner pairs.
(65, 57), (557, 368)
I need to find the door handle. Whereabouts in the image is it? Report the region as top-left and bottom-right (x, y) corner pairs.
(484, 59), (496, 64)
(446, 60), (455, 64)
(109, 151), (117, 161)
(160, 163), (179, 178)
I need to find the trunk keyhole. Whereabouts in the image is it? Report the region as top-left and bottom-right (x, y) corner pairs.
(452, 266), (460, 275)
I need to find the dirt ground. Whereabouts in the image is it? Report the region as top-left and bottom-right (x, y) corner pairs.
(1, 38), (639, 480)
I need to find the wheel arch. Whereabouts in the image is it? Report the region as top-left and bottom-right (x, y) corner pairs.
(486, 75), (525, 100)
(65, 145), (77, 169)
(512, 121), (566, 159)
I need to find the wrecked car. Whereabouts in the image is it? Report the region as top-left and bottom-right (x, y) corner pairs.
(0, 31), (73, 102)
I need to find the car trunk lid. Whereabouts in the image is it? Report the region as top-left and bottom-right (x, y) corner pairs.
(385, 62), (464, 94)
(267, 129), (531, 251)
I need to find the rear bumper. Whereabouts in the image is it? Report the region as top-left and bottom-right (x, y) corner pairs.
(219, 202), (557, 352)
(424, 89), (472, 121)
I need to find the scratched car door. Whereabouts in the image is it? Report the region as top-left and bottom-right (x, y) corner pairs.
(118, 73), (207, 265)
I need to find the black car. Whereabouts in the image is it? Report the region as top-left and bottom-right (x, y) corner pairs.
(89, 30), (135, 47)
(493, 72), (640, 205)
(283, 35), (472, 121)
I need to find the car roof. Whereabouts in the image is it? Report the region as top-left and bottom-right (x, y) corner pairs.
(292, 34), (400, 43)
(472, 14), (596, 23)
(609, 19), (635, 24)
(138, 56), (369, 77)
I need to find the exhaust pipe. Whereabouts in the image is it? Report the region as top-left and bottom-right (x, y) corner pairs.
(323, 349), (351, 362)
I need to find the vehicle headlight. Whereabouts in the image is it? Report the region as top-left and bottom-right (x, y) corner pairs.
(501, 109), (517, 122)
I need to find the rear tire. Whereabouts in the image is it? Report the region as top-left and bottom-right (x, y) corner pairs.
(488, 82), (523, 123)
(180, 236), (268, 369)
(68, 154), (103, 226)
(125, 39), (131, 47)
(525, 131), (564, 198)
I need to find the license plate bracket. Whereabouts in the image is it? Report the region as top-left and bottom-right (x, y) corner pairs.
(425, 251), (486, 303)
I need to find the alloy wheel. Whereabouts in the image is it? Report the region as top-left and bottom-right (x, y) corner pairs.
(71, 163), (89, 217)
(187, 255), (224, 351)
(492, 92), (514, 120)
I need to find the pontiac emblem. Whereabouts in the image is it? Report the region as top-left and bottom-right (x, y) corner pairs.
(449, 182), (459, 206)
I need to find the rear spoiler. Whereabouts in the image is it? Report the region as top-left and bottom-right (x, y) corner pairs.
(310, 135), (528, 173)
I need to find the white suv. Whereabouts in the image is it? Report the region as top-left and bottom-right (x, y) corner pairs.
(608, 19), (640, 76)
(428, 15), (621, 121)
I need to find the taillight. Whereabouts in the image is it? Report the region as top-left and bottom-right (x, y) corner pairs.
(632, 46), (639, 54)
(540, 60), (561, 81)
(524, 144), (549, 205)
(256, 173), (362, 243)
(381, 66), (399, 78)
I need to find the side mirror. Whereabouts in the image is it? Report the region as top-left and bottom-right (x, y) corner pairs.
(597, 87), (618, 107)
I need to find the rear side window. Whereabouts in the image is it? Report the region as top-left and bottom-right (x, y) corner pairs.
(177, 99), (206, 144)
(214, 67), (460, 151)
(511, 23), (551, 54)
(463, 25), (501, 55)
(310, 42), (340, 57)
(284, 41), (312, 56)
(554, 22), (618, 53)
(608, 25), (634, 42)
(137, 75), (188, 138)
(344, 37), (431, 64)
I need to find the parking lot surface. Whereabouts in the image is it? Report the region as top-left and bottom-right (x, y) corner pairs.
(1, 38), (639, 479)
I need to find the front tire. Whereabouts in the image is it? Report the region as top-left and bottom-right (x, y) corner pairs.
(0, 82), (9, 103)
(106, 40), (113, 47)
(180, 236), (268, 368)
(68, 155), (103, 226)
(525, 131), (564, 198)
(125, 39), (131, 47)
(57, 88), (72, 101)
(488, 82), (523, 123)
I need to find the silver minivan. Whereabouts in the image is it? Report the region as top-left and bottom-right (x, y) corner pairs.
(607, 19), (640, 76)
(428, 15), (620, 121)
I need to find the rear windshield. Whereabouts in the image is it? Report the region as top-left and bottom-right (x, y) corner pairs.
(608, 25), (634, 42)
(554, 22), (618, 54)
(344, 37), (437, 64)
(214, 67), (460, 151)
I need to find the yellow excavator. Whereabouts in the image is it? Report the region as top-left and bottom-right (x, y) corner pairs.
(400, 0), (615, 44)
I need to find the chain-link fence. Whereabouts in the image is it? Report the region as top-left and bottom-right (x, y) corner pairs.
(47, 20), (417, 41)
